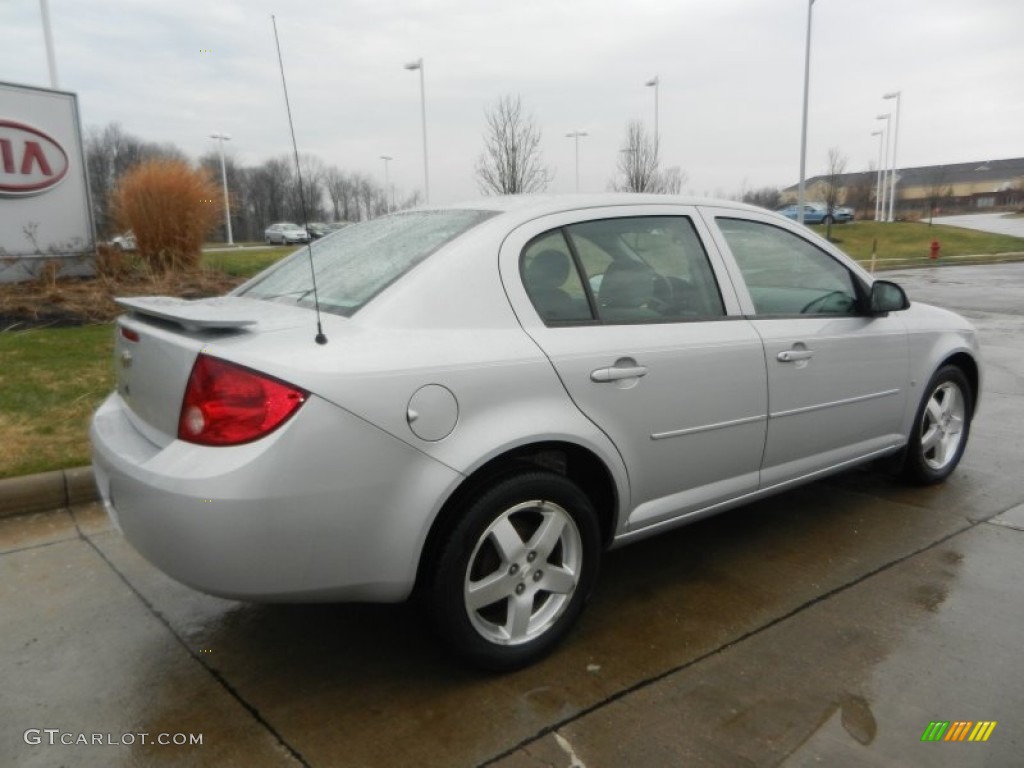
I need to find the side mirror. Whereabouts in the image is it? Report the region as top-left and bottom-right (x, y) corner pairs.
(869, 280), (910, 314)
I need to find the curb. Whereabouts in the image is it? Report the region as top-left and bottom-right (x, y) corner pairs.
(0, 466), (98, 520)
(871, 250), (1024, 270)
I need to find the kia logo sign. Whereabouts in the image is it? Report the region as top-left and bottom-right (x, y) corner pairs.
(0, 120), (69, 197)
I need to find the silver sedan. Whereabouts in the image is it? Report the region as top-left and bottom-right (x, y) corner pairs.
(263, 222), (311, 244)
(91, 195), (980, 670)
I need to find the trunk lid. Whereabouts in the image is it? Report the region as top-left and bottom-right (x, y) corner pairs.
(113, 296), (327, 443)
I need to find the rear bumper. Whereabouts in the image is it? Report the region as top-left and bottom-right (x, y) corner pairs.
(90, 392), (461, 602)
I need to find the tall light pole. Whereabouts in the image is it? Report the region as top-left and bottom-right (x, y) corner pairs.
(209, 132), (233, 245)
(797, 0), (817, 225)
(380, 155), (392, 213)
(565, 130), (588, 192)
(39, 0), (59, 88)
(884, 90), (901, 222)
(645, 76), (659, 150)
(403, 58), (429, 204)
(871, 130), (884, 221)
(876, 113), (891, 222)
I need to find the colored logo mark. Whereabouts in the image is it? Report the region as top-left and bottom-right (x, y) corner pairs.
(921, 721), (997, 742)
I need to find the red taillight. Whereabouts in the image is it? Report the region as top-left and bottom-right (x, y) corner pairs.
(178, 355), (308, 446)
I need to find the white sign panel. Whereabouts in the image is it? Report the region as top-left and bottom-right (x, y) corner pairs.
(0, 81), (95, 282)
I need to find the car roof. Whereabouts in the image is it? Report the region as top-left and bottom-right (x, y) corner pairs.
(420, 193), (767, 218)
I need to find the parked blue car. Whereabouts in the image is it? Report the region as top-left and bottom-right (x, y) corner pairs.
(776, 203), (853, 224)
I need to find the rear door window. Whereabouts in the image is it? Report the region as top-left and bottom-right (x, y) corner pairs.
(520, 216), (725, 325)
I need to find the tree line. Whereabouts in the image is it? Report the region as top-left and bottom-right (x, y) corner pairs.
(90, 108), (886, 242)
(85, 123), (418, 241)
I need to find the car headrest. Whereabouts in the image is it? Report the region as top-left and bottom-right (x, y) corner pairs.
(526, 249), (571, 290)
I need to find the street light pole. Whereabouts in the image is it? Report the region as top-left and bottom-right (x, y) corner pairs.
(403, 58), (429, 204)
(884, 90), (901, 222)
(39, 0), (59, 88)
(565, 131), (588, 192)
(645, 76), (659, 150)
(871, 130), (884, 222)
(209, 132), (233, 245)
(876, 113), (891, 222)
(380, 155), (392, 213)
(797, 0), (817, 225)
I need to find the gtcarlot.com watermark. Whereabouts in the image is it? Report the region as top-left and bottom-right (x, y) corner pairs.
(24, 728), (203, 747)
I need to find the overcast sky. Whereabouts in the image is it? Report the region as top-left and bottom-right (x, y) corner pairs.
(2, 0), (1021, 204)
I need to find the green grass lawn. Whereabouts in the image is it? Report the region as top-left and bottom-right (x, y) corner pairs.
(201, 246), (294, 277)
(0, 324), (114, 478)
(808, 221), (1024, 267)
(0, 247), (294, 479)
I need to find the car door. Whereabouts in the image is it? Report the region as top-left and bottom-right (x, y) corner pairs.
(702, 209), (909, 488)
(499, 206), (768, 535)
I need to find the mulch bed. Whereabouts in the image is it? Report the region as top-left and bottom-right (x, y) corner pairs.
(0, 270), (245, 330)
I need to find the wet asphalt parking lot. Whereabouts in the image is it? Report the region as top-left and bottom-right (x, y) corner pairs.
(2, 262), (1022, 767)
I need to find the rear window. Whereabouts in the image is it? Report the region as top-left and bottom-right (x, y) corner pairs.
(237, 210), (496, 316)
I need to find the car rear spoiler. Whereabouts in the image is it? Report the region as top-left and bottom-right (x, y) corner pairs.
(115, 296), (259, 332)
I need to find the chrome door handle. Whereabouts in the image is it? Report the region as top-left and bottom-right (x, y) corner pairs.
(590, 365), (649, 382)
(777, 349), (815, 362)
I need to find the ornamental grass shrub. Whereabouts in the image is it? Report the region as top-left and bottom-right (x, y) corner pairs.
(111, 159), (222, 274)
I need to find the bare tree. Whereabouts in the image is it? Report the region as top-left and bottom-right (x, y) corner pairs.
(255, 157), (294, 224)
(659, 166), (688, 194)
(609, 122), (688, 194)
(821, 147), (848, 240)
(286, 154), (325, 222)
(611, 121), (660, 192)
(323, 166), (347, 221)
(474, 95), (551, 195)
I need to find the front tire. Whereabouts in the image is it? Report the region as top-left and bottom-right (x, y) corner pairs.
(902, 365), (972, 484)
(427, 471), (601, 671)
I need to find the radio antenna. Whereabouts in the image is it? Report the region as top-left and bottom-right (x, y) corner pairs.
(272, 15), (327, 345)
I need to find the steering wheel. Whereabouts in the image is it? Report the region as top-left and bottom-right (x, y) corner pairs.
(801, 290), (853, 314)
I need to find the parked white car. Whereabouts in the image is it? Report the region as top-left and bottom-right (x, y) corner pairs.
(110, 231), (137, 251)
(92, 195), (980, 669)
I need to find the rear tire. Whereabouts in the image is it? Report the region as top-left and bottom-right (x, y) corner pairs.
(902, 365), (972, 484)
(427, 471), (601, 671)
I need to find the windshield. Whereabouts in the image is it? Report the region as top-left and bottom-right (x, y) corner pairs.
(237, 209), (496, 317)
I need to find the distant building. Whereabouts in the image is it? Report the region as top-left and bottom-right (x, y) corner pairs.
(783, 157), (1024, 219)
